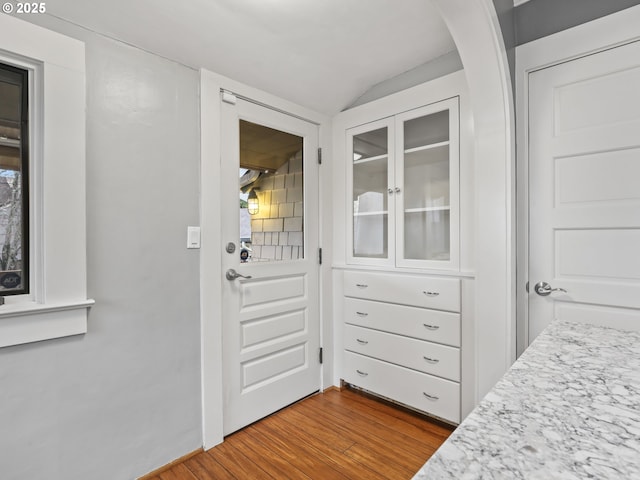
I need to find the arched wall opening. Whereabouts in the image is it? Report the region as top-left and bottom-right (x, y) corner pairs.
(432, 0), (516, 400)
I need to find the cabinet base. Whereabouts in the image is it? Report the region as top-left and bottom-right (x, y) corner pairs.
(341, 380), (458, 428)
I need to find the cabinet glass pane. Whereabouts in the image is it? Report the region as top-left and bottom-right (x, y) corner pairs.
(353, 127), (387, 160)
(353, 127), (388, 258)
(403, 111), (450, 262)
(404, 110), (449, 149)
(404, 146), (449, 210)
(404, 210), (450, 261)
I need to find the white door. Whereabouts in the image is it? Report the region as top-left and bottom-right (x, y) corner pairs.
(528, 40), (640, 342)
(220, 94), (321, 435)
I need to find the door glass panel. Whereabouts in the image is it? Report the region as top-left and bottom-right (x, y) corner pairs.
(238, 120), (304, 262)
(403, 111), (450, 261)
(352, 127), (388, 258)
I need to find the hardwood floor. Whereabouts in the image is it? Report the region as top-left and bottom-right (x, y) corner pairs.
(147, 387), (454, 480)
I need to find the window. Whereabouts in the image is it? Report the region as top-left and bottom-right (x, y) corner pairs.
(0, 62), (29, 296)
(0, 13), (92, 348)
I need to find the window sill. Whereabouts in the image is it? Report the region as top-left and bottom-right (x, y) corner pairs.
(0, 299), (95, 348)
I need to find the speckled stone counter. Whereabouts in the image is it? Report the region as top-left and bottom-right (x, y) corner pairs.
(413, 321), (640, 479)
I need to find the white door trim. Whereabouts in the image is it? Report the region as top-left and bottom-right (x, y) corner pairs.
(199, 69), (329, 449)
(516, 5), (640, 355)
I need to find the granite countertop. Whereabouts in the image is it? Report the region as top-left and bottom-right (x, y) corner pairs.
(413, 320), (640, 479)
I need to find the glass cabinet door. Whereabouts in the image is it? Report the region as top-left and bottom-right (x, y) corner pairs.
(348, 119), (394, 263)
(346, 97), (459, 269)
(396, 99), (459, 268)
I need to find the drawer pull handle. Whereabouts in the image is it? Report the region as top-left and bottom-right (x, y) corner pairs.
(356, 370), (368, 377)
(423, 291), (440, 297)
(356, 284), (368, 288)
(423, 392), (439, 401)
(356, 339), (369, 345)
(356, 311), (369, 317)
(423, 324), (440, 330)
(423, 356), (439, 364)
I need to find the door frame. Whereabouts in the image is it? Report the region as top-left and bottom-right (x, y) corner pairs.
(515, 5), (640, 355)
(199, 70), (331, 448)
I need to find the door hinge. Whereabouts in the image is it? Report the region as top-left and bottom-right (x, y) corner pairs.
(317, 147), (322, 165)
(319, 347), (323, 364)
(318, 247), (322, 265)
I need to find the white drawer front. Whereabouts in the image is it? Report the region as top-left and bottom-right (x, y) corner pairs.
(344, 271), (460, 312)
(344, 297), (460, 347)
(344, 324), (460, 381)
(343, 351), (460, 423)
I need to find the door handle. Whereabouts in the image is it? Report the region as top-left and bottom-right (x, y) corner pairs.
(534, 281), (567, 297)
(226, 269), (252, 281)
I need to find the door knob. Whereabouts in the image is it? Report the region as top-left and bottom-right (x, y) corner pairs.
(534, 281), (567, 296)
(226, 269), (252, 281)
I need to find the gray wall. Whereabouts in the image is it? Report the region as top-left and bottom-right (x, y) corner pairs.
(0, 16), (202, 480)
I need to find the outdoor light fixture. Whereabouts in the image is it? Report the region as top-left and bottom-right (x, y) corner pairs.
(247, 189), (259, 215)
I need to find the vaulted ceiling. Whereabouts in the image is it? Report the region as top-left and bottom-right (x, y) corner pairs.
(42, 0), (457, 114)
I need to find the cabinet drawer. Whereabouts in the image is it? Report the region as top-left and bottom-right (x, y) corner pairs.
(344, 297), (460, 347)
(344, 324), (460, 381)
(343, 351), (460, 423)
(344, 271), (460, 312)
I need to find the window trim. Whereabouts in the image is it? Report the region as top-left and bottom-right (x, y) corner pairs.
(0, 13), (93, 348)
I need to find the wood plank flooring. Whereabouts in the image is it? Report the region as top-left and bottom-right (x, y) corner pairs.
(148, 387), (454, 480)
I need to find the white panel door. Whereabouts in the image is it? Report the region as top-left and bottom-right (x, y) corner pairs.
(220, 95), (321, 435)
(528, 40), (640, 341)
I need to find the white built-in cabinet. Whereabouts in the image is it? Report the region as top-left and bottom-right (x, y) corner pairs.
(347, 98), (459, 270)
(333, 71), (473, 425)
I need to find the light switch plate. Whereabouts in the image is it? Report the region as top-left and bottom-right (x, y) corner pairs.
(187, 226), (201, 249)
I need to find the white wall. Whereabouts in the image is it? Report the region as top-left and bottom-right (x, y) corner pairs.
(0, 16), (202, 480)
